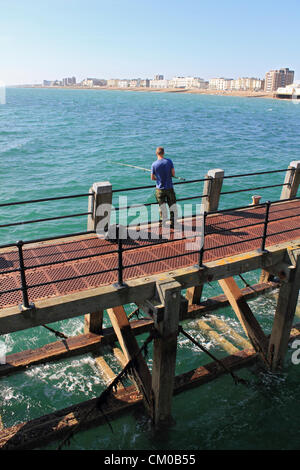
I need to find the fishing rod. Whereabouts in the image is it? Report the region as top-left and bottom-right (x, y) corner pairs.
(107, 161), (186, 181)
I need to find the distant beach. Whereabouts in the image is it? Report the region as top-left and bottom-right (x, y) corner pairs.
(19, 84), (274, 99)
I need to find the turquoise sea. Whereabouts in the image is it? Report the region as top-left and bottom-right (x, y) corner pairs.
(1, 88), (300, 450)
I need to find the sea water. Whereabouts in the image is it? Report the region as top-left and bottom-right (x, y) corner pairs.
(0, 88), (300, 450)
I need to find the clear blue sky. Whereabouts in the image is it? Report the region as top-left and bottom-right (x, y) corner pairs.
(1, 0), (299, 85)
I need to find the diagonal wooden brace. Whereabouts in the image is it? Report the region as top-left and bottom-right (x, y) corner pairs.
(106, 305), (153, 417)
(218, 277), (269, 362)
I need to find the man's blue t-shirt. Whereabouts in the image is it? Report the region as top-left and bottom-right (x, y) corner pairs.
(151, 158), (174, 189)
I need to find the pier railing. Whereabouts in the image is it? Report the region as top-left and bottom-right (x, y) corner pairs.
(1, 163), (300, 310)
(1, 196), (300, 310)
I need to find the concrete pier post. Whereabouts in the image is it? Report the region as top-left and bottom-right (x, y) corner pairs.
(87, 181), (112, 233)
(202, 168), (225, 213)
(281, 161), (300, 200)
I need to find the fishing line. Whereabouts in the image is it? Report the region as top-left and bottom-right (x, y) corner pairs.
(106, 160), (186, 181)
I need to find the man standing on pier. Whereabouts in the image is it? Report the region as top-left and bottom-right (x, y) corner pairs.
(151, 147), (177, 229)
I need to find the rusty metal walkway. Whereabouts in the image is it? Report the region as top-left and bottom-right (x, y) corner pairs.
(1, 199), (300, 309)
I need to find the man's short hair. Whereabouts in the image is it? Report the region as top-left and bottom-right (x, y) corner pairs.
(156, 147), (164, 156)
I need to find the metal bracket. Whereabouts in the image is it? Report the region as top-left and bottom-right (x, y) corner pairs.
(18, 302), (36, 318)
(113, 282), (128, 290)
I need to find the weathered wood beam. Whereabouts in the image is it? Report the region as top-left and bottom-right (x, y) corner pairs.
(2, 324), (299, 451)
(0, 238), (293, 335)
(182, 281), (279, 320)
(268, 249), (300, 370)
(0, 318), (153, 378)
(259, 269), (271, 284)
(94, 356), (118, 386)
(106, 306), (153, 417)
(197, 319), (240, 355)
(84, 310), (104, 334)
(113, 347), (128, 369)
(185, 285), (203, 306)
(209, 316), (252, 350)
(218, 277), (269, 361)
(0, 282), (278, 378)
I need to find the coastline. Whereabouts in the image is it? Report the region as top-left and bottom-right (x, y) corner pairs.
(16, 84), (275, 99)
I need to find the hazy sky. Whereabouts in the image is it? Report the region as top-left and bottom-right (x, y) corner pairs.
(1, 0), (299, 85)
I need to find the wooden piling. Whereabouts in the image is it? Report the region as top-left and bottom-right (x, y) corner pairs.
(268, 249), (300, 370)
(185, 285), (203, 306)
(151, 279), (181, 427)
(84, 310), (104, 334)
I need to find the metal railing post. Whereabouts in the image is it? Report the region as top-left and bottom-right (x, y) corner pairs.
(113, 225), (127, 289)
(261, 201), (271, 252)
(199, 211), (207, 267)
(16, 240), (35, 311)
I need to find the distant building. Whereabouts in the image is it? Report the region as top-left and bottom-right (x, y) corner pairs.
(118, 79), (130, 88)
(264, 68), (294, 92)
(231, 77), (264, 91)
(276, 83), (300, 99)
(209, 78), (234, 90)
(140, 79), (150, 88)
(154, 74), (164, 80)
(107, 79), (120, 87)
(51, 80), (62, 86)
(129, 79), (141, 88)
(62, 77), (76, 86)
(43, 80), (51, 86)
(168, 76), (208, 89)
(81, 78), (106, 87)
(149, 79), (169, 89)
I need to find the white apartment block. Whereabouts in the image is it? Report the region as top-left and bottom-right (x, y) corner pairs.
(168, 76), (208, 89)
(209, 77), (263, 91)
(231, 77), (264, 90)
(209, 78), (234, 90)
(149, 79), (169, 89)
(118, 80), (130, 88)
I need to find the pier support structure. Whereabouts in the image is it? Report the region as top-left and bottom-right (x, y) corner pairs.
(267, 249), (300, 370)
(106, 305), (153, 416)
(2, 166), (300, 448)
(85, 181), (112, 333)
(84, 310), (104, 334)
(218, 277), (269, 363)
(151, 279), (181, 427)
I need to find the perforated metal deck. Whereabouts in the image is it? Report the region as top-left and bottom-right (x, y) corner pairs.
(1, 199), (300, 309)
